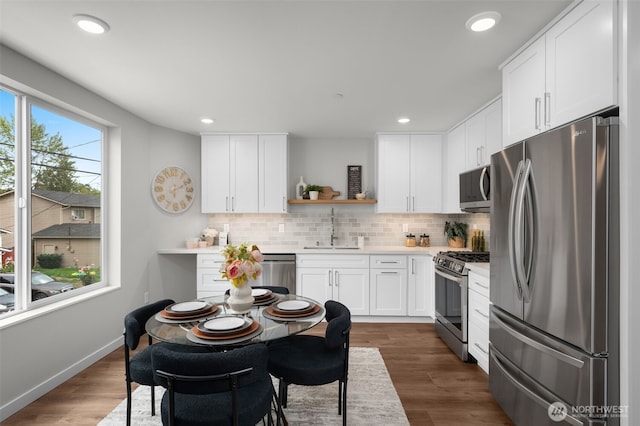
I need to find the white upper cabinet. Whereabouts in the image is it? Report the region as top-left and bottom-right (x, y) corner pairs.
(201, 133), (287, 213)
(376, 133), (442, 213)
(502, 0), (616, 146)
(442, 124), (466, 213)
(465, 98), (502, 168)
(258, 134), (288, 213)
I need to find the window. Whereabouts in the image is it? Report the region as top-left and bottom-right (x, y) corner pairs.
(71, 209), (85, 220)
(0, 85), (105, 317)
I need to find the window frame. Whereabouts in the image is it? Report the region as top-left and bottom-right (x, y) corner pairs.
(0, 83), (108, 317)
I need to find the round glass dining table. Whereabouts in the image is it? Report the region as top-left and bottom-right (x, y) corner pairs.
(145, 294), (326, 348)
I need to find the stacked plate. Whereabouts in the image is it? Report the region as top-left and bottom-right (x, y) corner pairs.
(252, 288), (279, 306)
(263, 300), (321, 321)
(188, 316), (263, 344)
(158, 300), (218, 322)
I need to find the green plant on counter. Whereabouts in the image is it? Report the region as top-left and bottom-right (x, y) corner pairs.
(303, 184), (323, 194)
(444, 221), (468, 241)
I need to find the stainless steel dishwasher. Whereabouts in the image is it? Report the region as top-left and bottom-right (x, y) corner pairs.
(258, 253), (296, 294)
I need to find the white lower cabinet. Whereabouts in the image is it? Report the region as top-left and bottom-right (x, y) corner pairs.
(197, 254), (230, 298)
(370, 256), (407, 316)
(468, 270), (490, 373)
(407, 255), (434, 317)
(296, 255), (370, 316)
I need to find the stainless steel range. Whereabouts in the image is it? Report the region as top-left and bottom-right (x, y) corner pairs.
(433, 251), (489, 361)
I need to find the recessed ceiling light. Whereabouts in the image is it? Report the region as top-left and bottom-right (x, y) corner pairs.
(397, 117), (410, 124)
(465, 11), (501, 32)
(73, 14), (110, 34)
(201, 118), (215, 124)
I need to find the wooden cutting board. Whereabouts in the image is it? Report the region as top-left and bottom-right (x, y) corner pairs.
(319, 186), (340, 199)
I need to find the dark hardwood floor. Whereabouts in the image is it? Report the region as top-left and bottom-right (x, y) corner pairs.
(2, 322), (512, 425)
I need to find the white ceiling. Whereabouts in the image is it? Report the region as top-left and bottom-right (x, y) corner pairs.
(0, 0), (571, 139)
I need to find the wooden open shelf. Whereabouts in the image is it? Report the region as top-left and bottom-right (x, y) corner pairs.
(288, 199), (377, 204)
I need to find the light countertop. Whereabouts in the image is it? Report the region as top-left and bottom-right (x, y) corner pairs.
(467, 262), (490, 277)
(157, 245), (464, 257)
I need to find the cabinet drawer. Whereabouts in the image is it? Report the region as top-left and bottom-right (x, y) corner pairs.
(469, 289), (490, 328)
(468, 321), (489, 373)
(370, 255), (406, 269)
(197, 254), (225, 268)
(197, 271), (230, 292)
(296, 255), (369, 268)
(468, 271), (490, 299)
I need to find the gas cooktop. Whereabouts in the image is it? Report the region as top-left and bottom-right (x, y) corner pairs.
(434, 251), (490, 275)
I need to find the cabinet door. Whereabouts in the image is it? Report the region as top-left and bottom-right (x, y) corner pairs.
(502, 36), (546, 147)
(484, 98), (503, 159)
(442, 124), (466, 213)
(410, 135), (442, 212)
(229, 135), (259, 212)
(201, 135), (230, 213)
(259, 134), (288, 213)
(297, 267), (332, 306)
(369, 268), (407, 316)
(407, 255), (434, 317)
(376, 135), (410, 212)
(465, 112), (485, 169)
(334, 268), (370, 316)
(545, 0), (616, 129)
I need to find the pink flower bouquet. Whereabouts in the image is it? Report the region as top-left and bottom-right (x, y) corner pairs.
(220, 243), (263, 287)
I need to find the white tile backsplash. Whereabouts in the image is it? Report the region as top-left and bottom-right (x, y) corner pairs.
(207, 211), (490, 250)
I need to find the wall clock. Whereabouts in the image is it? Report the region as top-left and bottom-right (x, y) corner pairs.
(151, 166), (195, 213)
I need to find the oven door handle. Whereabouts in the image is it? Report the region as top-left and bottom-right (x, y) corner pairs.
(435, 268), (463, 284)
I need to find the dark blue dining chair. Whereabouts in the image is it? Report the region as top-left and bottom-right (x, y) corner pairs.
(151, 343), (280, 426)
(267, 300), (352, 426)
(123, 299), (208, 426)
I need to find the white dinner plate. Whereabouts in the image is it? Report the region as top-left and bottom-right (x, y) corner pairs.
(203, 316), (246, 331)
(276, 300), (310, 311)
(252, 289), (269, 297)
(170, 301), (208, 312)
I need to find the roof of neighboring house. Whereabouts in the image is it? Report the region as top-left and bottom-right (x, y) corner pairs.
(32, 223), (100, 239)
(32, 189), (100, 208)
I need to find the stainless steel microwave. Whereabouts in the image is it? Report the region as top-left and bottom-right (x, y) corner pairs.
(459, 166), (490, 213)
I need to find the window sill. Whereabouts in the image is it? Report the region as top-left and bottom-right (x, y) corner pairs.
(0, 285), (119, 330)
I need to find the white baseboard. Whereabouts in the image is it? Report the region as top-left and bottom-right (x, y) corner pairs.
(0, 336), (122, 422)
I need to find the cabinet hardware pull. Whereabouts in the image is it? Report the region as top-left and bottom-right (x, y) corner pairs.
(534, 97), (542, 130)
(225, 196), (229, 212)
(411, 258), (415, 274)
(381, 271), (398, 274)
(474, 308), (489, 319)
(476, 147), (481, 166)
(544, 92), (551, 126)
(328, 270), (332, 286)
(334, 270), (339, 286)
(474, 343), (488, 354)
(473, 281), (489, 290)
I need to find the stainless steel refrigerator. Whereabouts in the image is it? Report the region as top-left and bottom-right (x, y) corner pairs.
(489, 115), (619, 426)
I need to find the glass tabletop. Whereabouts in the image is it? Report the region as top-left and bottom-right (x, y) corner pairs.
(145, 294), (325, 347)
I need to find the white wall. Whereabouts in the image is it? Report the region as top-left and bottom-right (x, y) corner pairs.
(289, 136), (375, 199)
(0, 45), (202, 419)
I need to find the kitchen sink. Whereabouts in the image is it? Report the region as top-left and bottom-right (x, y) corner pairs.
(303, 245), (360, 250)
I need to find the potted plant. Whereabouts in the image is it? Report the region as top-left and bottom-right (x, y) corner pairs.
(304, 184), (323, 200)
(444, 221), (468, 248)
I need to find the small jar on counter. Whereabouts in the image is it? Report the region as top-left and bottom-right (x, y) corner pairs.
(405, 234), (416, 247)
(419, 234), (430, 247)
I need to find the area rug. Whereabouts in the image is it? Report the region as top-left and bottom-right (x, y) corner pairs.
(98, 347), (409, 426)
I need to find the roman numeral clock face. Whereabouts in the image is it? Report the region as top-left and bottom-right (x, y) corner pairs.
(152, 166), (194, 213)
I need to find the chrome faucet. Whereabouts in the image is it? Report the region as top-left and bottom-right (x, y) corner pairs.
(330, 208), (337, 246)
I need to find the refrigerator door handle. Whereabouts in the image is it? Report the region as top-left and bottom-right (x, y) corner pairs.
(508, 160), (525, 299)
(490, 349), (584, 426)
(514, 159), (533, 303)
(492, 311), (584, 368)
